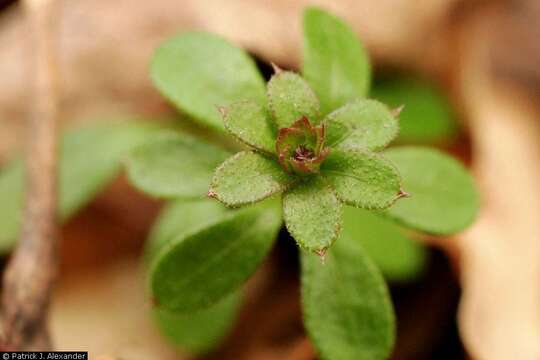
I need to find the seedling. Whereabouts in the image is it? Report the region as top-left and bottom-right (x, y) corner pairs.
(122, 8), (479, 358)
(208, 67), (408, 254)
(121, 7), (480, 359)
(0, 6), (479, 360)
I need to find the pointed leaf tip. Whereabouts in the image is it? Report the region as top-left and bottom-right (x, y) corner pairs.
(324, 99), (399, 151)
(283, 177), (342, 252)
(271, 62), (283, 74)
(316, 248), (328, 263)
(397, 188), (411, 199)
(370, 76), (457, 143)
(321, 150), (401, 209)
(391, 104), (405, 117)
(384, 146), (479, 234)
(211, 151), (294, 207)
(217, 106), (228, 116)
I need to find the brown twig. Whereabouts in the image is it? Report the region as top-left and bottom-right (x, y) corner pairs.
(0, 0), (59, 350)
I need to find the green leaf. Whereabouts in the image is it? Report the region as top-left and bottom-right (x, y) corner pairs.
(302, 7), (371, 115)
(325, 99), (399, 151)
(342, 206), (426, 281)
(223, 101), (276, 153)
(154, 291), (241, 354)
(145, 198), (231, 262)
(210, 151), (295, 207)
(267, 71), (320, 128)
(384, 146), (479, 234)
(126, 131), (230, 199)
(0, 161), (23, 253)
(283, 177), (342, 253)
(151, 32), (266, 132)
(371, 76), (457, 144)
(0, 120), (155, 253)
(322, 150), (401, 209)
(150, 201), (281, 311)
(147, 200), (243, 353)
(301, 233), (395, 360)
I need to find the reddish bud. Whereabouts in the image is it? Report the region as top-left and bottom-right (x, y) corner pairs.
(275, 116), (330, 175)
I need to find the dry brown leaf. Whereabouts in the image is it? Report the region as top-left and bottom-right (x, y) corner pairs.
(0, 0), (457, 161)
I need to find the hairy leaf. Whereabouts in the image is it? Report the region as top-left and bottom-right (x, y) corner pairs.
(283, 177), (342, 253)
(150, 201), (281, 311)
(0, 121), (154, 253)
(384, 146), (479, 234)
(154, 291), (241, 354)
(126, 131), (229, 199)
(151, 32), (266, 132)
(210, 151), (295, 207)
(223, 101), (276, 153)
(322, 150), (401, 209)
(267, 71), (320, 129)
(325, 99), (398, 151)
(302, 7), (371, 115)
(301, 233), (395, 360)
(342, 206), (426, 281)
(371, 76), (457, 144)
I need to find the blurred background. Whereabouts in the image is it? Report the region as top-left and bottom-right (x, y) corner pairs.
(1, 0), (540, 359)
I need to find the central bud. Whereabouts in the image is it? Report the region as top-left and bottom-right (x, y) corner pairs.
(276, 116), (330, 175)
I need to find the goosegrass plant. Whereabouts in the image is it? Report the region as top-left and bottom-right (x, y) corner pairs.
(0, 7), (479, 360)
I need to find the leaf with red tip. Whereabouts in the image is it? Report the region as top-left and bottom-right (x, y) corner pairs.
(283, 177), (342, 253)
(371, 76), (457, 144)
(383, 146), (479, 234)
(210, 151), (295, 207)
(324, 99), (399, 151)
(322, 149), (401, 209)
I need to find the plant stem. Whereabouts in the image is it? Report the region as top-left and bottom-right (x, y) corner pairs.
(1, 0), (59, 350)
